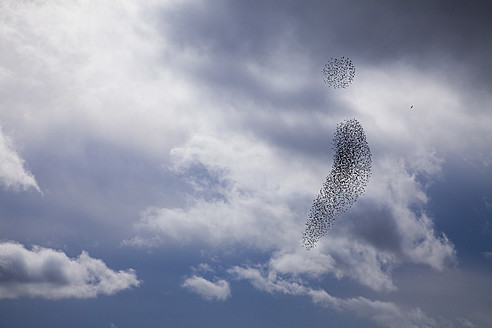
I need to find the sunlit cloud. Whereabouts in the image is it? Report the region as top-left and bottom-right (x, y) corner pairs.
(0, 242), (140, 299)
(182, 275), (231, 301)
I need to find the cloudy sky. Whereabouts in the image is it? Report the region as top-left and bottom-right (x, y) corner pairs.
(1, 0), (492, 327)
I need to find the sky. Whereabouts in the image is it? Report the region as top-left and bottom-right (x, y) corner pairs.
(0, 0), (492, 327)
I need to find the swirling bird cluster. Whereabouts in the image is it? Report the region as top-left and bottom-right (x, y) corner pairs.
(302, 118), (372, 249)
(322, 57), (355, 88)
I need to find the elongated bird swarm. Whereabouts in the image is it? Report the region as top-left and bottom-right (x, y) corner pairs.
(303, 119), (371, 249)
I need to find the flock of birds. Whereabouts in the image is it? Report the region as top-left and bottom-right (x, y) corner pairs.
(321, 57), (355, 89)
(302, 58), (372, 249)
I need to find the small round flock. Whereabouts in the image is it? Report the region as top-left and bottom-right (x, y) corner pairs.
(322, 57), (355, 89)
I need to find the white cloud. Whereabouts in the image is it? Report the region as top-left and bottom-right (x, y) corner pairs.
(182, 275), (231, 301)
(0, 242), (140, 299)
(0, 125), (40, 192)
(229, 265), (437, 328)
(269, 249), (337, 278)
(230, 263), (483, 328)
(111, 23), (468, 323)
(267, 240), (397, 292)
(360, 158), (457, 271)
(272, 157), (456, 292)
(313, 292), (438, 328)
(1, 0), (489, 325)
(192, 263), (214, 274)
(342, 64), (492, 169)
(228, 266), (307, 296)
(126, 132), (310, 250)
(0, 0), (197, 159)
(128, 129), (455, 292)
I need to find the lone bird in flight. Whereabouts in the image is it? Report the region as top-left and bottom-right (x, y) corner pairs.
(410, 105), (413, 109)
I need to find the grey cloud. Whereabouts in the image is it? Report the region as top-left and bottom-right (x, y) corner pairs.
(152, 0), (492, 165)
(0, 242), (140, 299)
(392, 266), (492, 328)
(343, 204), (402, 254)
(230, 265), (437, 328)
(482, 252), (492, 260)
(158, 1), (289, 60)
(127, 133), (308, 249)
(1, 1), (489, 327)
(311, 291), (439, 328)
(0, 131), (190, 249)
(171, 158), (230, 203)
(156, 1), (331, 117)
(456, 318), (477, 328)
(157, 0), (492, 87)
(242, 112), (338, 158)
(359, 159), (456, 271)
(128, 123), (455, 291)
(230, 261), (487, 327)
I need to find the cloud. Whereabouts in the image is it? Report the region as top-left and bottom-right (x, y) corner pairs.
(182, 275), (231, 301)
(482, 252), (492, 260)
(229, 265), (437, 328)
(192, 263), (215, 274)
(117, 11), (471, 322)
(456, 318), (476, 328)
(1, 0), (489, 326)
(0, 242), (140, 299)
(229, 262), (483, 328)
(341, 64), (492, 169)
(0, 0), (194, 160)
(125, 132), (310, 250)
(128, 130), (456, 292)
(0, 126), (40, 192)
(311, 291), (438, 328)
(349, 158), (457, 271)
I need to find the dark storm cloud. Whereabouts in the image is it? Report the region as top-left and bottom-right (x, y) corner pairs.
(240, 111), (339, 158)
(158, 0), (492, 89)
(159, 1), (288, 58)
(153, 0), (492, 163)
(157, 1), (327, 108)
(279, 0), (492, 76)
(343, 204), (402, 254)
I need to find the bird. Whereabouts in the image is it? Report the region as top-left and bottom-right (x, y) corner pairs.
(410, 105), (413, 109)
